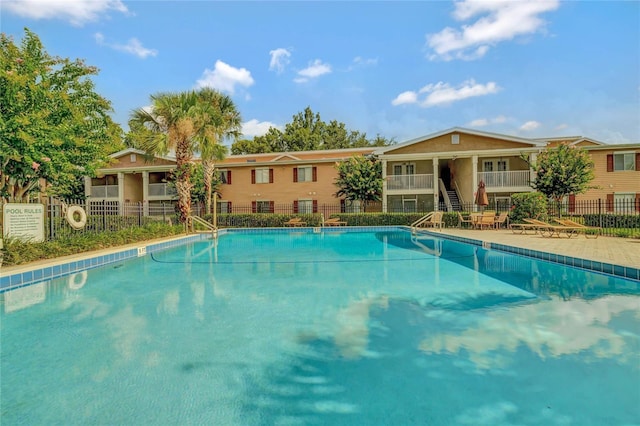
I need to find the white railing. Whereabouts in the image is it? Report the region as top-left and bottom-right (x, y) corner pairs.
(477, 170), (531, 188)
(90, 185), (118, 198)
(386, 174), (434, 191)
(148, 183), (177, 197)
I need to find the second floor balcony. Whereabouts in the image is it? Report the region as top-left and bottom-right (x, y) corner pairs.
(478, 170), (531, 189)
(386, 174), (434, 191)
(148, 182), (177, 198)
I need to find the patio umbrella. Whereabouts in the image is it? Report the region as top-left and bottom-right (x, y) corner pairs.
(475, 180), (489, 211)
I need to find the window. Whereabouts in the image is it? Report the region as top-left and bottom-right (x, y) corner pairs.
(252, 168), (273, 184)
(613, 193), (636, 213)
(294, 166), (317, 182)
(294, 199), (318, 214)
(218, 201), (232, 213)
(608, 152), (638, 172)
(614, 153), (635, 171)
(218, 170), (231, 184)
(483, 161), (494, 172)
(252, 200), (274, 213)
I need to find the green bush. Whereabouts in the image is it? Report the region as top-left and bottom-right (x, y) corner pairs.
(1, 222), (184, 267)
(511, 192), (547, 223)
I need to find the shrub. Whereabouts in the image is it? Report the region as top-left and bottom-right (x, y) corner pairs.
(1, 222), (184, 266)
(510, 192), (547, 223)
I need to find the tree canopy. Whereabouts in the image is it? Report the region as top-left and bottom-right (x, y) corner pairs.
(0, 28), (123, 202)
(231, 106), (393, 154)
(527, 144), (596, 203)
(334, 155), (383, 210)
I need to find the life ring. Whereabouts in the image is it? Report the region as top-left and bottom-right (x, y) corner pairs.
(68, 270), (88, 290)
(66, 206), (87, 230)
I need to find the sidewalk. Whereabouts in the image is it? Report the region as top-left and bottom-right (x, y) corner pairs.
(437, 227), (640, 269)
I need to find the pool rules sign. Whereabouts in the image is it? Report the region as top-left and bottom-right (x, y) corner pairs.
(3, 203), (45, 243)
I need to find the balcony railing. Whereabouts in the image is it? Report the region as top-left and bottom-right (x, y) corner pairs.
(148, 183), (177, 197)
(90, 185), (118, 198)
(477, 170), (531, 188)
(386, 174), (434, 191)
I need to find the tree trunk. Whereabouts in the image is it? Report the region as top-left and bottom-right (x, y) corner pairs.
(174, 138), (193, 224)
(203, 160), (214, 215)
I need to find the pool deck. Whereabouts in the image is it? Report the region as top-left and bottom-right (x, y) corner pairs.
(436, 227), (640, 269)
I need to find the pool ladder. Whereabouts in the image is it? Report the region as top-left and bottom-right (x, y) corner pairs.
(187, 215), (218, 239)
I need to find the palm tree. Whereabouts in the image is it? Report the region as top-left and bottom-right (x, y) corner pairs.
(192, 89), (242, 214)
(129, 91), (200, 223)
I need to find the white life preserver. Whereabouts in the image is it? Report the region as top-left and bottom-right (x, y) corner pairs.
(66, 205), (87, 230)
(68, 270), (88, 290)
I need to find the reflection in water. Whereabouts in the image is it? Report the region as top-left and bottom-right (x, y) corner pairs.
(242, 296), (640, 426)
(2, 230), (639, 426)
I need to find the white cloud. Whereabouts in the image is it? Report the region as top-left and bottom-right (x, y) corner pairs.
(348, 56), (378, 70)
(3, 0), (129, 26)
(468, 115), (508, 127)
(294, 59), (332, 83)
(242, 119), (280, 137)
(196, 60), (255, 94)
(426, 0), (560, 61)
(520, 120), (541, 131)
(269, 48), (291, 73)
(393, 80), (500, 107)
(469, 118), (489, 127)
(391, 91), (419, 106)
(94, 33), (157, 59)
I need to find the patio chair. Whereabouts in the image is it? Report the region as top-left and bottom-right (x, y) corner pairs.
(476, 211), (497, 230)
(457, 212), (474, 229)
(323, 217), (347, 226)
(493, 212), (509, 229)
(284, 217), (306, 227)
(554, 218), (601, 239)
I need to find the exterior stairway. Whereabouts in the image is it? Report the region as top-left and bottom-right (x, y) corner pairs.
(447, 190), (461, 211)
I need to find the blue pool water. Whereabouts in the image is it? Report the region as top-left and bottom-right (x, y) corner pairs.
(1, 229), (639, 425)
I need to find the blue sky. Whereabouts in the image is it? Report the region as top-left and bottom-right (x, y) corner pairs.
(2, 0), (639, 145)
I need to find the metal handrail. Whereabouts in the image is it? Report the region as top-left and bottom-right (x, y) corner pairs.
(188, 215), (217, 238)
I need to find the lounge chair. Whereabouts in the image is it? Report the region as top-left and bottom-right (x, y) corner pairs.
(523, 218), (584, 238)
(284, 217), (306, 227)
(510, 218), (543, 234)
(324, 217), (347, 226)
(554, 218), (601, 239)
(457, 212), (474, 229)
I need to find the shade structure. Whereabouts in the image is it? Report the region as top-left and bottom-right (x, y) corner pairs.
(475, 180), (489, 208)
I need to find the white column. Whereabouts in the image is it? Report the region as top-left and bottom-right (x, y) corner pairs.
(142, 171), (149, 216)
(472, 155), (478, 210)
(118, 172), (125, 215)
(432, 158), (439, 210)
(381, 159), (387, 213)
(529, 152), (538, 183)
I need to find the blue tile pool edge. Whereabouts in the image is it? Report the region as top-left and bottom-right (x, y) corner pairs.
(2, 226), (638, 292)
(0, 233), (211, 293)
(417, 229), (640, 282)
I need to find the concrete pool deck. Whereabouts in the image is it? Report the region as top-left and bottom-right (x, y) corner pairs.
(436, 227), (640, 270)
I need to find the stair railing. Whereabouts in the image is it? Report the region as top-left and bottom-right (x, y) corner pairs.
(438, 179), (453, 211)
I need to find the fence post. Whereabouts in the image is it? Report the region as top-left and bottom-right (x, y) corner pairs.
(598, 198), (602, 228)
(103, 200), (107, 231)
(49, 196), (55, 241)
(138, 202), (142, 226)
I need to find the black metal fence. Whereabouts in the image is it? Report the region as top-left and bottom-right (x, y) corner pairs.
(2, 197), (638, 241)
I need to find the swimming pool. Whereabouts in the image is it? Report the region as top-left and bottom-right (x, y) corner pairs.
(1, 228), (639, 425)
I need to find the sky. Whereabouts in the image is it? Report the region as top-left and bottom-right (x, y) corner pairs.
(2, 0), (639, 146)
